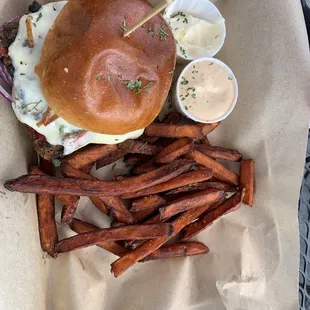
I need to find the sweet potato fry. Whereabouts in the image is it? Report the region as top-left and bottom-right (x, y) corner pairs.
(123, 154), (151, 167)
(38, 157), (56, 176)
(165, 181), (237, 195)
(130, 195), (167, 222)
(131, 158), (156, 175)
(96, 148), (126, 170)
(5, 160), (194, 197)
(181, 190), (244, 241)
(112, 175), (130, 181)
(159, 189), (224, 220)
(61, 165), (111, 215)
(62, 140), (132, 169)
(188, 150), (239, 186)
(56, 223), (173, 254)
(132, 209), (158, 222)
(101, 196), (135, 224)
(202, 137), (210, 145)
(140, 242), (209, 262)
(144, 122), (220, 140)
(127, 141), (162, 155)
(239, 159), (255, 206)
(121, 169), (212, 199)
(155, 138), (193, 164)
(110, 190), (223, 277)
(130, 195), (167, 212)
(37, 194), (57, 257)
(29, 166), (80, 223)
(80, 162), (94, 174)
(60, 204), (79, 224)
(161, 112), (182, 125)
(195, 144), (242, 161)
(70, 219), (127, 256)
(110, 220), (127, 228)
(199, 196), (227, 216)
(139, 112), (182, 143)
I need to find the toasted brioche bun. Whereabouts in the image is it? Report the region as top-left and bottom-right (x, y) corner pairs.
(35, 0), (176, 135)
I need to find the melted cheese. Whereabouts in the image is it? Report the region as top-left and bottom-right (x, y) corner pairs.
(9, 2), (143, 155)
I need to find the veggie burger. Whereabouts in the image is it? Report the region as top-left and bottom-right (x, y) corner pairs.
(0, 0), (176, 159)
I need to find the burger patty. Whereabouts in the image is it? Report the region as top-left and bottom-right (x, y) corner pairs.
(0, 1), (64, 161)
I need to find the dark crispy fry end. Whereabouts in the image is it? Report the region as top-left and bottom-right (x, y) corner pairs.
(61, 203), (79, 224)
(240, 159), (255, 206)
(140, 242), (209, 262)
(37, 194), (58, 257)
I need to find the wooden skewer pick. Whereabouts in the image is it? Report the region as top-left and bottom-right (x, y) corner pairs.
(124, 0), (174, 37)
(26, 16), (34, 48)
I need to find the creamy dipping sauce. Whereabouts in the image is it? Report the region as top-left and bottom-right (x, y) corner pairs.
(166, 11), (224, 59)
(178, 59), (236, 122)
(9, 2), (144, 155)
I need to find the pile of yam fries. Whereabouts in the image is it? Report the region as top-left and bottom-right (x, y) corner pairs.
(4, 112), (255, 278)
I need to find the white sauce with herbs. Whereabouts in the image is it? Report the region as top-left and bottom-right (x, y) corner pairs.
(166, 12), (224, 59)
(178, 59), (236, 122)
(9, 2), (143, 155)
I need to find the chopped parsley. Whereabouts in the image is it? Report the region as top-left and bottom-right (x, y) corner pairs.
(121, 20), (127, 31)
(32, 23), (36, 27)
(180, 77), (189, 85)
(58, 125), (65, 135)
(20, 73), (25, 76)
(180, 46), (188, 58)
(192, 94), (196, 99)
(36, 12), (43, 23)
(126, 80), (153, 94)
(126, 80), (142, 94)
(53, 5), (56, 11)
(185, 106), (188, 110)
(139, 142), (148, 151)
(107, 75), (111, 82)
(22, 100), (42, 112)
(144, 82), (153, 89)
(183, 17), (188, 24)
(209, 62), (214, 66)
(96, 76), (101, 80)
(147, 27), (155, 36)
(112, 163), (117, 170)
(158, 24), (169, 41)
(171, 11), (186, 18)
(52, 159), (62, 168)
(228, 77), (233, 80)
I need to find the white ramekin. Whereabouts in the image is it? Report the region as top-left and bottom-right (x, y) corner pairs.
(173, 57), (238, 123)
(163, 0), (226, 63)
